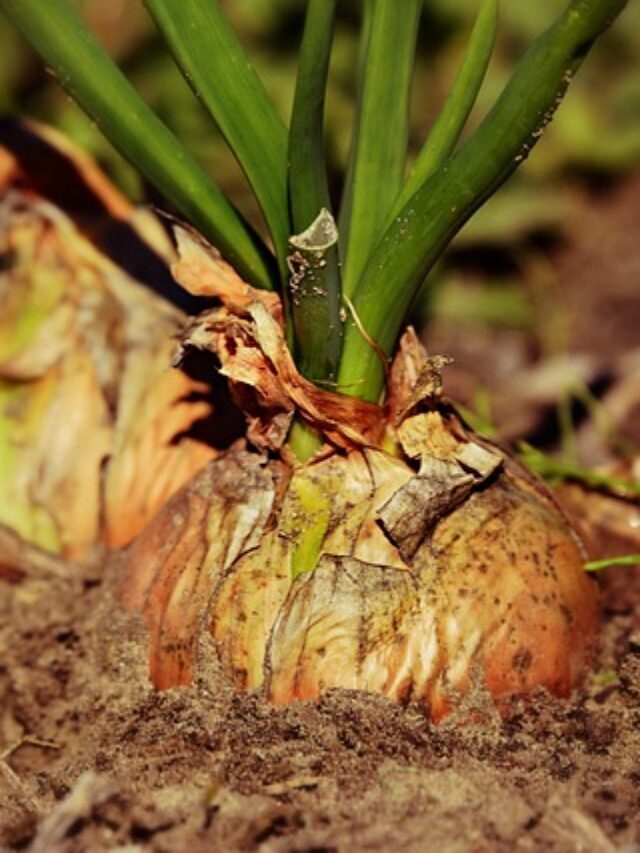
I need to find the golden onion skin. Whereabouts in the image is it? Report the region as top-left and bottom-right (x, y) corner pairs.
(264, 455), (597, 719)
(122, 435), (598, 721)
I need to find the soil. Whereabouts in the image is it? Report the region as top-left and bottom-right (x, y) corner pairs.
(2, 174), (640, 852)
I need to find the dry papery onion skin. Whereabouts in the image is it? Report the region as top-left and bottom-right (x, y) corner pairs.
(121, 230), (599, 722)
(0, 122), (215, 557)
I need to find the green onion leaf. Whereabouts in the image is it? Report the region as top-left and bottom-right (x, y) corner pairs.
(0, 0), (276, 290)
(144, 0), (290, 277)
(289, 0), (337, 234)
(339, 0), (422, 299)
(288, 0), (342, 384)
(393, 0), (498, 215)
(338, 0), (628, 402)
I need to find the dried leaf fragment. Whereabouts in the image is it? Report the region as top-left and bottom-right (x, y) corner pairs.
(378, 460), (475, 561)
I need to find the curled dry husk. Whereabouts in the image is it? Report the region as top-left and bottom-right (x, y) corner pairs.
(122, 228), (599, 720)
(0, 121), (215, 557)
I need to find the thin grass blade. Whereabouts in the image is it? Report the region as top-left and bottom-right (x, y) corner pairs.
(338, 0), (628, 402)
(288, 0), (342, 384)
(0, 0), (277, 291)
(393, 0), (499, 216)
(585, 555), (640, 572)
(144, 0), (290, 276)
(338, 0), (422, 298)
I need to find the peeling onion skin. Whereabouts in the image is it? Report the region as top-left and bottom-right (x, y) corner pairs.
(120, 235), (599, 721)
(0, 122), (216, 558)
(121, 436), (598, 721)
(266, 458), (598, 720)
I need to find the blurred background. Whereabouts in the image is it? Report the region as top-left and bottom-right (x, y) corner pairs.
(1, 0), (640, 456)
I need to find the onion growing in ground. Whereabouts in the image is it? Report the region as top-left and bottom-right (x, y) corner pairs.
(121, 233), (598, 720)
(0, 0), (625, 718)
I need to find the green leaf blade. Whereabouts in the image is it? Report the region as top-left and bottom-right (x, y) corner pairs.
(339, 0), (423, 299)
(288, 0), (342, 385)
(144, 0), (290, 276)
(338, 0), (629, 402)
(393, 0), (499, 215)
(0, 0), (277, 291)
(288, 0), (337, 233)
(585, 555), (640, 572)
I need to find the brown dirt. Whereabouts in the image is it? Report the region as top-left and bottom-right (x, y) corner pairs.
(2, 177), (640, 853)
(427, 170), (640, 448)
(1, 539), (639, 852)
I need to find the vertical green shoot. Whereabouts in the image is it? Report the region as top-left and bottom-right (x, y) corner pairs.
(338, 0), (423, 298)
(288, 0), (342, 384)
(288, 210), (341, 383)
(393, 0), (499, 216)
(338, 0), (628, 403)
(289, 0), (337, 233)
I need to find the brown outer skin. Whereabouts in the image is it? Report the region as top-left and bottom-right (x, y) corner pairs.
(453, 461), (599, 716)
(121, 440), (598, 721)
(264, 458), (598, 721)
(120, 449), (280, 689)
(0, 122), (599, 717)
